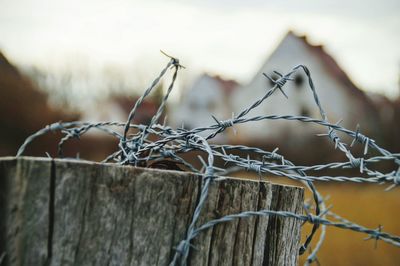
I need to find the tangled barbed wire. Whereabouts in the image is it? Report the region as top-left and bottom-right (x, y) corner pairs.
(17, 52), (400, 265)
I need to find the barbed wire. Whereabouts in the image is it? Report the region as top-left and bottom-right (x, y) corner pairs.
(16, 53), (400, 265)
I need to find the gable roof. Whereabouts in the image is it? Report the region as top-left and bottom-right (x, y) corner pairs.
(284, 31), (370, 102)
(199, 73), (239, 96)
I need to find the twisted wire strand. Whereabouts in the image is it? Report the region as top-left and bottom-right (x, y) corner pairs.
(192, 210), (400, 247)
(15, 58), (400, 266)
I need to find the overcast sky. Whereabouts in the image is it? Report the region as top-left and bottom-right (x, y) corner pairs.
(1, 0), (399, 97)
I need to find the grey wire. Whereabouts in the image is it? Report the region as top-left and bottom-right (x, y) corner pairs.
(15, 56), (400, 266)
(191, 210), (400, 247)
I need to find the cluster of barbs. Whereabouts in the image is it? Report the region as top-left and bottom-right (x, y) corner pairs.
(17, 51), (400, 265)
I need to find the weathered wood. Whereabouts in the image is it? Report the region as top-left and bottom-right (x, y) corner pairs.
(0, 157), (51, 266)
(0, 157), (304, 266)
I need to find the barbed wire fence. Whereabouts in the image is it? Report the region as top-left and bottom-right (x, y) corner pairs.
(16, 53), (400, 265)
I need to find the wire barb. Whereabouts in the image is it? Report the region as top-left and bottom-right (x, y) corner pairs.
(15, 58), (400, 266)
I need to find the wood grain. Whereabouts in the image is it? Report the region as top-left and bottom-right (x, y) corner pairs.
(0, 157), (304, 265)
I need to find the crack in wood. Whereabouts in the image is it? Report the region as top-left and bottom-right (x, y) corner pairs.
(45, 159), (56, 265)
(249, 183), (263, 265)
(0, 157), (303, 266)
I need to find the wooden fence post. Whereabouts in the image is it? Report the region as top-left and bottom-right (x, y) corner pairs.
(0, 157), (303, 265)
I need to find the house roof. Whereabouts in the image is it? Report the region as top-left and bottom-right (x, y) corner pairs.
(285, 31), (372, 104)
(201, 73), (239, 96)
(109, 95), (160, 124)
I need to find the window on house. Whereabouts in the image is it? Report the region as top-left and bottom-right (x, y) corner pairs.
(300, 106), (310, 117)
(294, 74), (304, 88)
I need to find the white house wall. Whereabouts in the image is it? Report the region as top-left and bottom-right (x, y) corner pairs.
(171, 75), (231, 140)
(232, 33), (362, 141)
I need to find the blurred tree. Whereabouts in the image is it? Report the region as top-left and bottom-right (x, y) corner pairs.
(0, 51), (78, 156)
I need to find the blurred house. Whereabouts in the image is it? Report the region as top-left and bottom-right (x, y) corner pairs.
(231, 31), (379, 144)
(369, 93), (400, 151)
(170, 73), (238, 141)
(81, 95), (160, 125)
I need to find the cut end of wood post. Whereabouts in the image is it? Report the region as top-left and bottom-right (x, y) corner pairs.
(0, 156), (303, 266)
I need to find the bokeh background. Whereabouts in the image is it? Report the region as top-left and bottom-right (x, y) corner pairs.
(1, 0), (399, 265)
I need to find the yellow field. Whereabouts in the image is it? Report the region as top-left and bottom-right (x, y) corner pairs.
(299, 182), (400, 266)
(231, 173), (400, 265)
